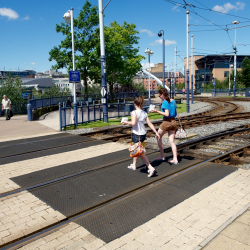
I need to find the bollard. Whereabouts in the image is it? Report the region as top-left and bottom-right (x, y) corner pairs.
(27, 103), (33, 121)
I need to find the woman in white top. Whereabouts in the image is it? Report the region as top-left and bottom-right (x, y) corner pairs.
(122, 96), (160, 177)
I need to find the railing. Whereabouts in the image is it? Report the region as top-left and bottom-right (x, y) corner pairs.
(59, 100), (160, 131)
(0, 102), (27, 114)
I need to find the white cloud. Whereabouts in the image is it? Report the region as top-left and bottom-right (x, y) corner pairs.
(141, 63), (155, 69)
(31, 62), (36, 65)
(172, 4), (181, 12)
(212, 2), (245, 13)
(0, 7), (19, 19)
(150, 39), (177, 46)
(140, 29), (155, 37)
(23, 15), (30, 20)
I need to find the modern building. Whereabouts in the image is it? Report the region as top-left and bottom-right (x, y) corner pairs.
(0, 70), (36, 78)
(184, 55), (250, 89)
(53, 78), (82, 95)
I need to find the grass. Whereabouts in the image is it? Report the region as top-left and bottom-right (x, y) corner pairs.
(63, 103), (187, 130)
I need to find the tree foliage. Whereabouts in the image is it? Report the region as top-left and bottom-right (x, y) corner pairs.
(0, 76), (26, 103)
(32, 85), (71, 99)
(49, 0), (99, 98)
(49, 0), (145, 101)
(239, 57), (250, 88)
(93, 21), (145, 100)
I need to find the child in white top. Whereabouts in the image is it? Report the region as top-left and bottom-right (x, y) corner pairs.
(122, 96), (160, 177)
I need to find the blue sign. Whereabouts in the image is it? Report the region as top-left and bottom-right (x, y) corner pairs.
(213, 81), (215, 86)
(69, 71), (80, 82)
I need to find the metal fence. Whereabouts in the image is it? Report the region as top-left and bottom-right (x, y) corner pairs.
(59, 100), (160, 131)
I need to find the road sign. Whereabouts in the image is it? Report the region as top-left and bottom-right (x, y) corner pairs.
(101, 98), (106, 103)
(69, 71), (80, 83)
(213, 81), (215, 86)
(100, 87), (106, 97)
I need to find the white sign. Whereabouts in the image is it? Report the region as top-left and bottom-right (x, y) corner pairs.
(100, 87), (106, 97)
(101, 98), (106, 104)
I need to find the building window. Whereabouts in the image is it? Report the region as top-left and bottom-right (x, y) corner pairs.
(224, 71), (229, 77)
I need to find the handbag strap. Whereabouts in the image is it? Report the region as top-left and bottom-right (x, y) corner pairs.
(175, 102), (183, 130)
(131, 110), (141, 143)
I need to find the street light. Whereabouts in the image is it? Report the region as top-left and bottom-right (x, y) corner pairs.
(158, 30), (165, 88)
(186, 9), (190, 113)
(232, 20), (240, 97)
(63, 8), (77, 126)
(145, 48), (153, 105)
(229, 64), (233, 96)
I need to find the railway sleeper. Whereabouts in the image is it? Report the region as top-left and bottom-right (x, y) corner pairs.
(181, 149), (218, 160)
(230, 156), (250, 165)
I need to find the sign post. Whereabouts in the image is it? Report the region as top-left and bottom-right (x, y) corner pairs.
(69, 70), (80, 126)
(213, 79), (216, 97)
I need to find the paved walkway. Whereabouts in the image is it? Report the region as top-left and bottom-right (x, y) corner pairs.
(0, 101), (250, 249)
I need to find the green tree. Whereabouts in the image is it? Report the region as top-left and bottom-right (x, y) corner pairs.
(32, 85), (71, 99)
(0, 76), (26, 103)
(49, 0), (100, 98)
(101, 21), (145, 101)
(239, 57), (250, 87)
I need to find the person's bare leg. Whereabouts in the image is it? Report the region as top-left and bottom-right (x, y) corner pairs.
(157, 128), (166, 159)
(140, 154), (155, 177)
(128, 157), (138, 170)
(168, 130), (178, 164)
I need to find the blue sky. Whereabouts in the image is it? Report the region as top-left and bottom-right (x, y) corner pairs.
(1, 0), (250, 74)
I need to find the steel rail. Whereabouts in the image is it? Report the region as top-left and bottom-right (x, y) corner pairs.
(2, 130), (250, 250)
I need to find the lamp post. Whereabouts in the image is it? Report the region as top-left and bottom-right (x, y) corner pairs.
(158, 30), (165, 88)
(145, 48), (153, 105)
(186, 10), (190, 113)
(63, 8), (77, 126)
(98, 0), (108, 122)
(191, 34), (194, 104)
(232, 20), (240, 98)
(229, 64), (233, 96)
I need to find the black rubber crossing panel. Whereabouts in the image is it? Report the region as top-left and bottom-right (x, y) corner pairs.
(0, 134), (94, 159)
(25, 153), (200, 216)
(0, 133), (70, 147)
(0, 139), (107, 165)
(75, 163), (236, 242)
(11, 149), (130, 188)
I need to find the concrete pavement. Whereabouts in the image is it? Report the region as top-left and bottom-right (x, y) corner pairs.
(0, 102), (250, 249)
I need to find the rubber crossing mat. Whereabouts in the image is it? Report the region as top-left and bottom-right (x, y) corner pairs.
(23, 153), (200, 216)
(0, 139), (107, 165)
(11, 148), (130, 188)
(75, 163), (236, 242)
(0, 134), (95, 159)
(0, 133), (70, 147)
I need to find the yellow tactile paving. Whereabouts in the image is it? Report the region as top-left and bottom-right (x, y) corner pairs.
(0, 142), (129, 193)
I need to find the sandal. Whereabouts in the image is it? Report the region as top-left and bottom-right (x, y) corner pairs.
(154, 158), (166, 162)
(128, 164), (136, 170)
(168, 160), (179, 165)
(148, 169), (156, 177)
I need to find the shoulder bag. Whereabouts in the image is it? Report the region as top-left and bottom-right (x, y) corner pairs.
(174, 103), (187, 139)
(128, 111), (146, 158)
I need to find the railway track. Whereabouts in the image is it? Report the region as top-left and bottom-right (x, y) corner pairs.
(1, 124), (250, 249)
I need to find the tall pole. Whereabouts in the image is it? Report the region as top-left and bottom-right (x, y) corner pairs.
(186, 10), (190, 113)
(163, 33), (165, 88)
(174, 46), (177, 97)
(234, 25), (237, 98)
(229, 64), (231, 96)
(98, 0), (108, 122)
(148, 54), (151, 105)
(171, 62), (173, 98)
(191, 34), (194, 104)
(70, 8), (77, 126)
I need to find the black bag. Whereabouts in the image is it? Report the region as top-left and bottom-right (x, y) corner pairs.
(0, 110), (4, 116)
(10, 110), (13, 117)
